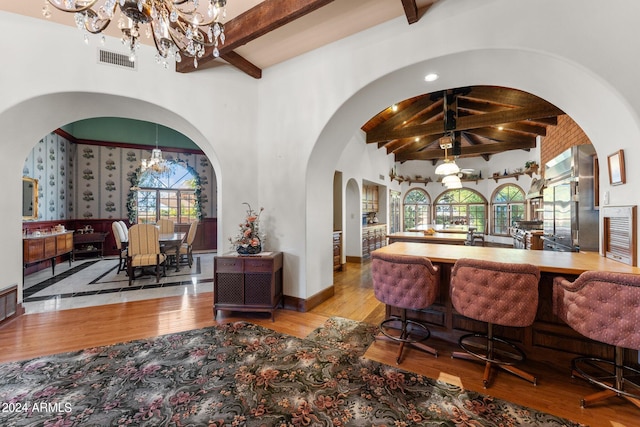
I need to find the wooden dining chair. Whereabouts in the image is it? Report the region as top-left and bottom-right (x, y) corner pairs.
(127, 224), (167, 286)
(111, 221), (127, 274)
(179, 220), (199, 267)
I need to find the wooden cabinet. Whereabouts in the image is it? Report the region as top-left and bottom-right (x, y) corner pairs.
(525, 231), (544, 250)
(214, 252), (283, 321)
(361, 185), (379, 213)
(362, 224), (387, 260)
(333, 231), (342, 271)
(23, 231), (73, 275)
(73, 232), (108, 260)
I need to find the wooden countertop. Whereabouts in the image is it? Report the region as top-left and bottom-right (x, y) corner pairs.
(387, 231), (468, 245)
(375, 242), (640, 275)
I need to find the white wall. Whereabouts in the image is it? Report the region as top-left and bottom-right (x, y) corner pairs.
(0, 11), (258, 300)
(3, 0), (640, 306)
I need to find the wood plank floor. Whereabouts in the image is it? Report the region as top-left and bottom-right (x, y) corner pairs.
(1, 261), (638, 426)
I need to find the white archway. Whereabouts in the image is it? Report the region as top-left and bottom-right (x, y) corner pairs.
(0, 92), (222, 300)
(305, 48), (640, 299)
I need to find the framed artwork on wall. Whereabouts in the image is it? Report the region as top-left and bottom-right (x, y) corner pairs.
(607, 149), (626, 186)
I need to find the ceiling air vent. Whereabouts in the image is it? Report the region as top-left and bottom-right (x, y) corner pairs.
(97, 49), (137, 70)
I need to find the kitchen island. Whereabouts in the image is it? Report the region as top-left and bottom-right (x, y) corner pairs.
(387, 231), (468, 245)
(374, 242), (640, 365)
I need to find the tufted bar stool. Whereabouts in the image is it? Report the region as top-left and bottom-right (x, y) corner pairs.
(553, 271), (640, 409)
(450, 258), (540, 388)
(371, 251), (440, 364)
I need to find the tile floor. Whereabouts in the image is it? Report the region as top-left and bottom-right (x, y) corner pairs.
(22, 252), (216, 314)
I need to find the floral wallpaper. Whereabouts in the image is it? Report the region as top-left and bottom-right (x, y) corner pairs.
(22, 133), (71, 221)
(23, 132), (217, 221)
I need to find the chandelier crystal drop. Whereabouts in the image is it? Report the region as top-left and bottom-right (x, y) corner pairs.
(43, 0), (228, 67)
(141, 125), (170, 174)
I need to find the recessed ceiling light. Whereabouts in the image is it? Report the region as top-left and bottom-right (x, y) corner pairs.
(424, 73), (439, 82)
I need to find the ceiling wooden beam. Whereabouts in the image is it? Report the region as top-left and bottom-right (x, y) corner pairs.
(366, 104), (564, 143)
(367, 96), (438, 134)
(395, 140), (536, 162)
(401, 0), (419, 24)
(177, 0), (334, 75)
(219, 51), (262, 79)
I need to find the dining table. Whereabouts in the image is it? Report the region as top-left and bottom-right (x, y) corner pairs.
(159, 232), (186, 272)
(121, 232), (185, 272)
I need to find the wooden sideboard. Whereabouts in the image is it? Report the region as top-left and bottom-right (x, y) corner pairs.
(214, 252), (283, 321)
(23, 231), (73, 275)
(73, 232), (108, 261)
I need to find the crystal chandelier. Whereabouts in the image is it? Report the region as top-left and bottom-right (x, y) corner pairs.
(141, 125), (169, 173)
(43, 0), (227, 68)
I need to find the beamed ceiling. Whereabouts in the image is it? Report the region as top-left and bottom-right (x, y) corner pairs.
(5, 1), (566, 160)
(363, 86), (565, 163)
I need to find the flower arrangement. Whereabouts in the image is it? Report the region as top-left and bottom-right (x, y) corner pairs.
(230, 203), (264, 255)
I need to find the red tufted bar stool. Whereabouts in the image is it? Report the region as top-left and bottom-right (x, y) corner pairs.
(553, 271), (640, 409)
(371, 251), (440, 364)
(450, 258), (540, 388)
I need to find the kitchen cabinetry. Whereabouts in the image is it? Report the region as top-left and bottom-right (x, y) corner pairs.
(333, 231), (342, 271)
(23, 231), (73, 275)
(362, 185), (379, 213)
(361, 224), (387, 260)
(214, 252), (283, 321)
(526, 231), (544, 250)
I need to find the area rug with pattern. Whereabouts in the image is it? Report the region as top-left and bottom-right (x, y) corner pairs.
(0, 317), (586, 426)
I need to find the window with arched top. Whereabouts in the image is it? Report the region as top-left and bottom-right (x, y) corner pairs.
(403, 188), (431, 231)
(491, 184), (525, 235)
(434, 188), (487, 231)
(129, 160), (201, 225)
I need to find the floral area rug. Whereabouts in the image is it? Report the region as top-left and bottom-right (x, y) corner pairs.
(0, 317), (586, 426)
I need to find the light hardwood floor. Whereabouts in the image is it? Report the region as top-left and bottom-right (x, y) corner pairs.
(1, 261), (637, 426)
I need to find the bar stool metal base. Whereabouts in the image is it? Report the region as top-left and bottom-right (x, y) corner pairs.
(377, 309), (438, 364)
(571, 346), (640, 409)
(452, 324), (536, 388)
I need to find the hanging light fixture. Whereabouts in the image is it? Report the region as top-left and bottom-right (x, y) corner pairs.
(434, 133), (460, 176)
(442, 174), (462, 189)
(141, 124), (169, 173)
(42, 0), (228, 68)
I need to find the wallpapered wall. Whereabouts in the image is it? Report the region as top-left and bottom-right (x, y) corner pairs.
(22, 132), (217, 221)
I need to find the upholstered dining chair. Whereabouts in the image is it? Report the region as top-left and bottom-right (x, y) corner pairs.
(127, 224), (167, 286)
(156, 219), (175, 234)
(371, 251), (440, 364)
(118, 221), (128, 241)
(111, 221), (127, 274)
(553, 271), (640, 409)
(450, 258), (540, 388)
(179, 220), (199, 267)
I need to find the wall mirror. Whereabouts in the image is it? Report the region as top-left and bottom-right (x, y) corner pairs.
(22, 177), (38, 220)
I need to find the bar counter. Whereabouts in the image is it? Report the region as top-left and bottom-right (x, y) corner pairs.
(387, 231), (468, 245)
(374, 242), (640, 365)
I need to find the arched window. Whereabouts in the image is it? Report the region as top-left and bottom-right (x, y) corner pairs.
(434, 188), (487, 231)
(128, 160), (201, 225)
(491, 184), (525, 235)
(403, 188), (431, 231)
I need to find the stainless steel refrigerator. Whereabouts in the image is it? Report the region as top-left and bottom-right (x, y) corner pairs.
(542, 145), (598, 252)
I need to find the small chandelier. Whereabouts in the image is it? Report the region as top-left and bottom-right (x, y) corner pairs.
(434, 134), (460, 176)
(43, 0), (228, 68)
(141, 125), (169, 173)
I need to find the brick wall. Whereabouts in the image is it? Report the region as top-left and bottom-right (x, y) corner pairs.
(541, 115), (592, 173)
